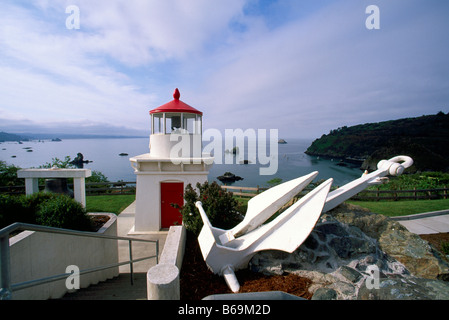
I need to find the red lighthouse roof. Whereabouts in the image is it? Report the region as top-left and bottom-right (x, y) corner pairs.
(150, 89), (203, 115)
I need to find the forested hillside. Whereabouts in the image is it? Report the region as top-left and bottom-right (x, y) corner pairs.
(0, 132), (27, 142)
(305, 112), (449, 172)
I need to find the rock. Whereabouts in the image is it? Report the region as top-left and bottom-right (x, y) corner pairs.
(249, 203), (449, 300)
(339, 266), (363, 283)
(217, 172), (243, 183)
(327, 203), (449, 279)
(311, 288), (337, 300)
(358, 277), (449, 300)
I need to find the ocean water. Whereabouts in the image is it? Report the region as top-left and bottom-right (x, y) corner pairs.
(0, 137), (362, 187)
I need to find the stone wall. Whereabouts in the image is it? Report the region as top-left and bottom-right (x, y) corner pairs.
(249, 203), (449, 300)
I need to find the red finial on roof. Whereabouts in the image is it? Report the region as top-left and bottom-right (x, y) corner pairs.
(173, 88), (181, 100)
(149, 88), (203, 115)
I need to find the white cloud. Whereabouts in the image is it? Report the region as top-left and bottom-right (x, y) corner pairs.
(72, 0), (249, 65)
(192, 0), (449, 138)
(0, 0), (254, 134)
(0, 0), (448, 140)
(0, 1), (158, 133)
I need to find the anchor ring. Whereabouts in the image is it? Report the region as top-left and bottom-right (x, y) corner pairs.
(377, 156), (413, 176)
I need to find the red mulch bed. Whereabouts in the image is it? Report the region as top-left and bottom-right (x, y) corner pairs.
(179, 231), (313, 300)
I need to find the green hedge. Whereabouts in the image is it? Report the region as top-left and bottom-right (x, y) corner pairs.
(0, 193), (93, 231)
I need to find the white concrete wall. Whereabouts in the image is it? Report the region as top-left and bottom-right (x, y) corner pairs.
(149, 134), (202, 159)
(9, 213), (119, 300)
(147, 225), (186, 300)
(134, 173), (208, 232)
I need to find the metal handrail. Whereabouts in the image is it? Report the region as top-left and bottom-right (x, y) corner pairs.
(0, 222), (159, 300)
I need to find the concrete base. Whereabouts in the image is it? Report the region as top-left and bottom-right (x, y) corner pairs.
(147, 264), (180, 300)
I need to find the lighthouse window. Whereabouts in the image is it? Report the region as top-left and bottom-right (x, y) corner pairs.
(152, 114), (164, 134)
(183, 114), (198, 134)
(166, 113), (185, 134)
(196, 115), (202, 135)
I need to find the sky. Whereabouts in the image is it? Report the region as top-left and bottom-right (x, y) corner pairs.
(0, 0), (448, 139)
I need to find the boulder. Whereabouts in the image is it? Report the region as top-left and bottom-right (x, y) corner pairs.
(249, 203), (449, 300)
(328, 203), (449, 279)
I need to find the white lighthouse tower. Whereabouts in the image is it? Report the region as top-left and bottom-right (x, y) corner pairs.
(130, 89), (214, 233)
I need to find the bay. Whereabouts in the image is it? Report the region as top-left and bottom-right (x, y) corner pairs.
(0, 137), (362, 187)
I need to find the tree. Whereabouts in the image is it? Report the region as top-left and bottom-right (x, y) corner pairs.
(0, 161), (22, 186)
(40, 156), (74, 169)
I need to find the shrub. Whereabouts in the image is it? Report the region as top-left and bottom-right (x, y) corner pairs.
(35, 195), (93, 231)
(0, 193), (66, 229)
(442, 241), (449, 255)
(0, 193), (95, 231)
(0, 194), (25, 228)
(175, 181), (243, 236)
(368, 171), (449, 191)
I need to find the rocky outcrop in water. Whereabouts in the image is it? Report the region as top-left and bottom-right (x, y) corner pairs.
(217, 172), (243, 183)
(249, 203), (449, 300)
(70, 152), (92, 168)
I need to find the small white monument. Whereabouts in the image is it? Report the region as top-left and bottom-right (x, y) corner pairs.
(17, 168), (91, 207)
(130, 89), (214, 233)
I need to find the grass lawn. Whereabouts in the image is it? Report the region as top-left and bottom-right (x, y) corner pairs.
(84, 194), (449, 218)
(86, 195), (135, 215)
(347, 198), (449, 217)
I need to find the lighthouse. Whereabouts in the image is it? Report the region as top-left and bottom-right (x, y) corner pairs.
(130, 89), (214, 233)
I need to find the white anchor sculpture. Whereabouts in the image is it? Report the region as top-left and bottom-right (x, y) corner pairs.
(196, 155), (413, 293)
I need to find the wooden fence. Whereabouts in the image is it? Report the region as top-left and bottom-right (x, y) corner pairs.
(220, 185), (268, 198)
(223, 185), (449, 201)
(0, 181), (137, 196)
(351, 187), (449, 201)
(1, 181), (448, 202)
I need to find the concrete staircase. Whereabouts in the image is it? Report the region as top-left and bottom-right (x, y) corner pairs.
(60, 273), (148, 300)
(60, 202), (168, 300)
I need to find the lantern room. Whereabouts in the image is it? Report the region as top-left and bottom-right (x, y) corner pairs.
(129, 89), (214, 233)
(149, 88), (203, 159)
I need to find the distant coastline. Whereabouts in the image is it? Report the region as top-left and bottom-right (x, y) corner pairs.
(0, 131), (146, 142)
(305, 112), (449, 172)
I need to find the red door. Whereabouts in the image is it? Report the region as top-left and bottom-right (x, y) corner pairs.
(161, 182), (184, 229)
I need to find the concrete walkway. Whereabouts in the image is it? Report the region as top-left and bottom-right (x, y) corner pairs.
(117, 201), (167, 273)
(393, 209), (449, 235)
